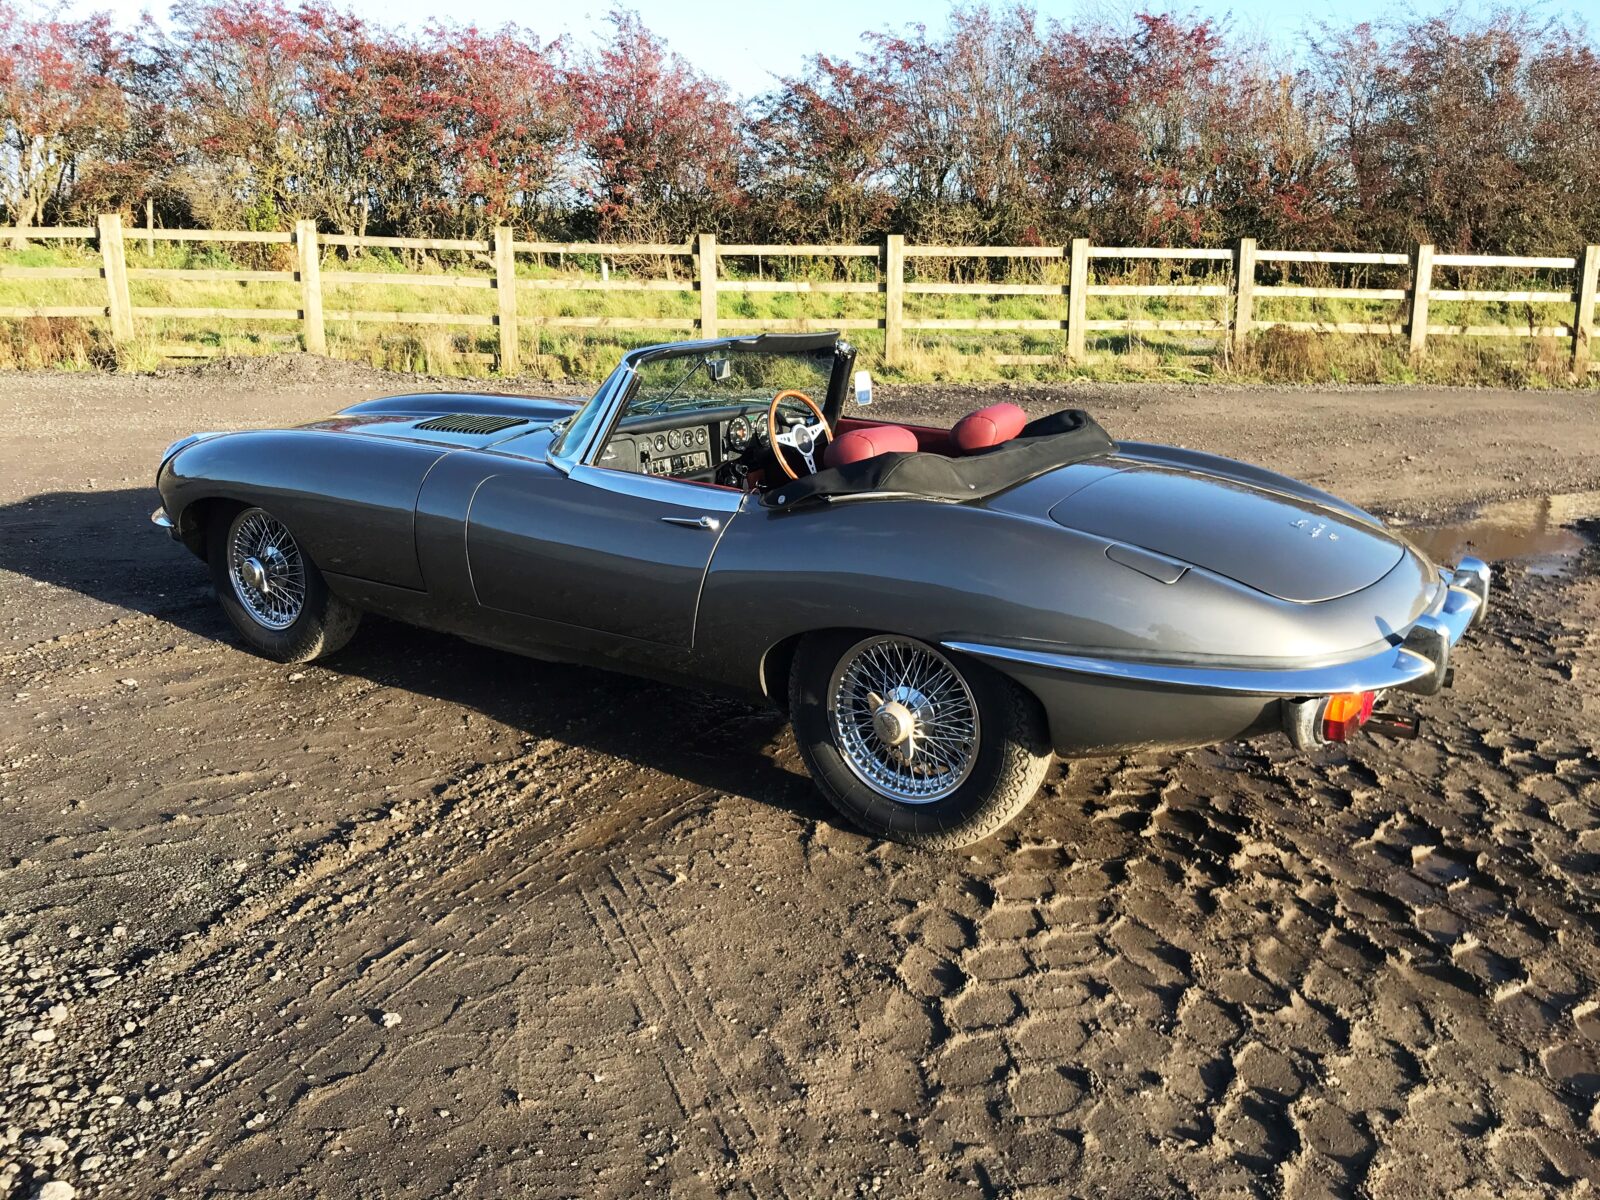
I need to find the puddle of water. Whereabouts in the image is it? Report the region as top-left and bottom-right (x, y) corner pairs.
(1399, 490), (1600, 577)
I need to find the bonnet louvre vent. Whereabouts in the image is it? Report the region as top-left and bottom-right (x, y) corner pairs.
(413, 414), (528, 435)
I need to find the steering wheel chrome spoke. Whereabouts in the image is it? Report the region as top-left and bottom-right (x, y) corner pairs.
(774, 421), (828, 475)
(767, 390), (833, 481)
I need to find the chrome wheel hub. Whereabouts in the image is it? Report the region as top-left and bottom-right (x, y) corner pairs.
(228, 509), (306, 631)
(239, 556), (268, 594)
(871, 697), (917, 746)
(828, 636), (980, 805)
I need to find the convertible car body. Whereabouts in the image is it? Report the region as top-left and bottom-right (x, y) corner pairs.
(153, 332), (1490, 847)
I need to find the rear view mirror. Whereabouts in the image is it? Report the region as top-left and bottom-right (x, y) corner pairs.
(707, 357), (732, 381)
(853, 370), (873, 406)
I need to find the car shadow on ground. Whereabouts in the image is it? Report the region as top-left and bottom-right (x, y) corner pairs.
(0, 487), (834, 828)
(0, 487), (226, 637)
(330, 614), (829, 826)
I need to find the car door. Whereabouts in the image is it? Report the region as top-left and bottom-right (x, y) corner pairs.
(464, 458), (742, 649)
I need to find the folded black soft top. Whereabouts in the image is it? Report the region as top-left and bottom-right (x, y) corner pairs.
(763, 409), (1115, 508)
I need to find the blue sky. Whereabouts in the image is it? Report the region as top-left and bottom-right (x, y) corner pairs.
(64, 0), (1570, 97)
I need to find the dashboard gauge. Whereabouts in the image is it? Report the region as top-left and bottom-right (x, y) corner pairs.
(726, 415), (753, 450)
(667, 428), (682, 451)
(654, 434), (667, 452)
(696, 426), (708, 446)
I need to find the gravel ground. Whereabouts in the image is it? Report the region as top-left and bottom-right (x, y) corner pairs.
(2, 357), (1600, 1199)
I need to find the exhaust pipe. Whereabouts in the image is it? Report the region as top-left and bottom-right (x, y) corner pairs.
(1365, 710), (1420, 739)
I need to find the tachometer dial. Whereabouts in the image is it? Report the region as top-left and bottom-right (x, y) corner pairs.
(726, 416), (753, 450)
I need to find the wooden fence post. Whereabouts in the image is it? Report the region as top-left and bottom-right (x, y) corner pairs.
(97, 213), (133, 342)
(1231, 236), (1257, 351)
(1065, 238), (1089, 363)
(697, 233), (718, 339)
(1407, 242), (1434, 362)
(295, 220), (326, 355)
(494, 225), (520, 375)
(883, 234), (905, 367)
(1574, 243), (1598, 378)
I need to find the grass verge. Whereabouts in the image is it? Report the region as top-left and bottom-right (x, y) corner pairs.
(1, 242), (1594, 388)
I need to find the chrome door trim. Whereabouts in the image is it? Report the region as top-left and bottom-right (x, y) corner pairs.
(660, 515), (722, 531)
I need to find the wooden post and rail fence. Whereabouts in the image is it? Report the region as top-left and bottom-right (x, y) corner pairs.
(2, 215), (1596, 376)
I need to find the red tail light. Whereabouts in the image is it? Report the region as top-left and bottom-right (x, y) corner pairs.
(1322, 691), (1376, 743)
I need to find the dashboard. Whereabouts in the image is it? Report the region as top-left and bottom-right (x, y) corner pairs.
(602, 405), (773, 484)
(637, 423), (713, 476)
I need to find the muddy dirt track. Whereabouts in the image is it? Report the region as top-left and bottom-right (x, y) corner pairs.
(3, 359), (1600, 1199)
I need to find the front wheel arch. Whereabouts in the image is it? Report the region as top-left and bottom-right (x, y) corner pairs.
(172, 495), (247, 561)
(205, 504), (361, 663)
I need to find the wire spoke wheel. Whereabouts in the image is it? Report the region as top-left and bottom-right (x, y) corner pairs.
(227, 509), (306, 631)
(827, 635), (980, 804)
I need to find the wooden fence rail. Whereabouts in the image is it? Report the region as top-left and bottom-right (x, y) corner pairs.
(0, 214), (1596, 375)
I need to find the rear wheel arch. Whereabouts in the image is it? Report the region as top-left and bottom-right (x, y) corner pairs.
(785, 629), (1054, 848)
(763, 627), (1053, 727)
(760, 627), (880, 712)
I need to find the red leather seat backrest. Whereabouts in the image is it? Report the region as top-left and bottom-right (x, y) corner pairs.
(824, 424), (920, 468)
(952, 402), (1027, 454)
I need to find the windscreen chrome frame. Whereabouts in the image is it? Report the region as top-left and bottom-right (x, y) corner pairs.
(549, 333), (851, 477)
(546, 365), (633, 476)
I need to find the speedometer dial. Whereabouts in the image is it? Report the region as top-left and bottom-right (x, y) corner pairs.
(726, 416), (753, 450)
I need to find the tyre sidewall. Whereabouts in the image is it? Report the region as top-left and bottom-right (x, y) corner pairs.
(791, 631), (1050, 844)
(207, 507), (345, 663)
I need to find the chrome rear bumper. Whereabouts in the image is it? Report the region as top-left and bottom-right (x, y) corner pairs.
(946, 556), (1490, 700)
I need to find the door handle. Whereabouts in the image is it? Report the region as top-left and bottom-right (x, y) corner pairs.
(660, 515), (721, 531)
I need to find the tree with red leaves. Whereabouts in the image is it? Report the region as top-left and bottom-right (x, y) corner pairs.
(2, 1), (1597, 253)
(158, 0), (322, 229)
(747, 52), (899, 243)
(569, 10), (740, 238)
(1032, 12), (1235, 245)
(415, 23), (570, 236)
(0, 4), (131, 241)
(867, 5), (1041, 243)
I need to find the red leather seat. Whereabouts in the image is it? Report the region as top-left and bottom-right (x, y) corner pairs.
(824, 423), (919, 468)
(952, 402), (1027, 454)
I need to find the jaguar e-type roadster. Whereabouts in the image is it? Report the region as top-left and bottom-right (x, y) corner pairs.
(153, 332), (1489, 847)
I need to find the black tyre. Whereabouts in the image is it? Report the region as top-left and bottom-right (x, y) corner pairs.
(207, 505), (361, 663)
(789, 631), (1053, 849)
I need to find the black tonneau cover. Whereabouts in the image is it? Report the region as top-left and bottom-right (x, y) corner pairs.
(764, 409), (1115, 508)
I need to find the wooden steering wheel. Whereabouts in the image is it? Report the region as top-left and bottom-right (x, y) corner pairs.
(766, 389), (834, 480)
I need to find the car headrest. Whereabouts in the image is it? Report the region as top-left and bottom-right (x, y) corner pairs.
(824, 424), (920, 468)
(952, 402), (1028, 454)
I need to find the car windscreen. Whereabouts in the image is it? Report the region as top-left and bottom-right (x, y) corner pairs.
(623, 346), (836, 420)
(548, 370), (624, 460)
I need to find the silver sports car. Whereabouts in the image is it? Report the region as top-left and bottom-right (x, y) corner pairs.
(153, 333), (1490, 847)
